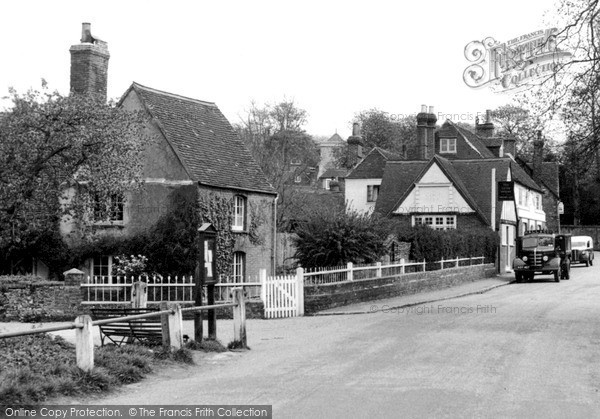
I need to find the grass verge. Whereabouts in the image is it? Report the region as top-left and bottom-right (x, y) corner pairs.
(0, 334), (194, 406)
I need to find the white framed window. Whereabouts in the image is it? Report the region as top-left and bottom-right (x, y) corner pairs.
(232, 195), (246, 232)
(232, 252), (245, 282)
(290, 159), (302, 166)
(367, 185), (380, 202)
(93, 193), (124, 223)
(413, 215), (456, 230)
(91, 255), (114, 282)
(325, 179), (331, 190)
(295, 175), (302, 183)
(440, 138), (457, 154)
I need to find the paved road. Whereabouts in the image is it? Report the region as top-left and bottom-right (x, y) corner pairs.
(68, 259), (600, 418)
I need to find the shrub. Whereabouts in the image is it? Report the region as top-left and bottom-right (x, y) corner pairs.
(396, 226), (499, 263)
(293, 208), (392, 268)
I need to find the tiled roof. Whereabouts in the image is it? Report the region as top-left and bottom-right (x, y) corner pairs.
(521, 161), (559, 197)
(374, 161), (428, 215)
(376, 156), (522, 226)
(319, 168), (349, 179)
(127, 82), (275, 194)
(451, 122), (497, 158)
(318, 133), (345, 146)
(347, 147), (404, 179)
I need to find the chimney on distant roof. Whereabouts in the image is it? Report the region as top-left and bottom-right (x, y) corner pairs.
(476, 109), (495, 138)
(69, 22), (110, 102)
(415, 105), (437, 160)
(532, 130), (544, 183)
(347, 122), (365, 167)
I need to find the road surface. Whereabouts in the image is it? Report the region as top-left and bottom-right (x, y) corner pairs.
(67, 257), (600, 417)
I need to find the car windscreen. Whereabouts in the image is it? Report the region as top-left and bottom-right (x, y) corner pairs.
(572, 240), (589, 248)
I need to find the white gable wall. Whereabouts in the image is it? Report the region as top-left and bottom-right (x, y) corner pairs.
(393, 163), (474, 215)
(345, 178), (381, 214)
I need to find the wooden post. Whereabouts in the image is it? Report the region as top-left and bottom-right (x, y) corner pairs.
(168, 303), (183, 349)
(232, 287), (247, 348)
(260, 268), (267, 303)
(207, 284), (217, 340)
(194, 271), (203, 343)
(440, 257), (444, 270)
(347, 262), (353, 281)
(131, 281), (147, 308)
(376, 262), (382, 278)
(296, 267), (304, 316)
(160, 302), (171, 348)
(75, 315), (94, 372)
(400, 258), (405, 275)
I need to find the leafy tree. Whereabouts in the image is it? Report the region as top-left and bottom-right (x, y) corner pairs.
(235, 99), (319, 230)
(0, 82), (147, 273)
(292, 207), (391, 267)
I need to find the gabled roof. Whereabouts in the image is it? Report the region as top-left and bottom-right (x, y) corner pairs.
(123, 82), (275, 195)
(374, 160), (428, 215)
(450, 122), (497, 159)
(346, 147), (404, 179)
(376, 156), (518, 227)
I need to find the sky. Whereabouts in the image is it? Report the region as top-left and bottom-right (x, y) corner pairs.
(0, 0), (559, 139)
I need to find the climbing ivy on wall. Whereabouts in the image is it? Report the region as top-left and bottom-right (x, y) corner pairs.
(197, 191), (235, 279)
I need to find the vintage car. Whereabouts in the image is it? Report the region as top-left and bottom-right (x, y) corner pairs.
(513, 232), (570, 282)
(571, 235), (595, 267)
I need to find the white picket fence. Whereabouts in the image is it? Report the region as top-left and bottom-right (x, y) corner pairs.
(302, 256), (487, 285)
(81, 271), (304, 319)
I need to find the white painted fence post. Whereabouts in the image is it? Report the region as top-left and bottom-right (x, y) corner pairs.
(75, 315), (94, 372)
(160, 302), (183, 349)
(440, 257), (444, 270)
(296, 267), (304, 316)
(347, 262), (353, 281)
(131, 281), (148, 308)
(423, 259), (426, 272)
(376, 262), (382, 278)
(455, 256), (459, 268)
(232, 287), (247, 348)
(400, 258), (405, 275)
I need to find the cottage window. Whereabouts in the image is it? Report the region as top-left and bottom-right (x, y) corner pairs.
(325, 179), (331, 190)
(93, 193), (124, 223)
(232, 252), (245, 282)
(440, 138), (457, 154)
(232, 195), (246, 231)
(91, 255), (114, 283)
(413, 215), (456, 230)
(367, 185), (380, 202)
(295, 175), (302, 184)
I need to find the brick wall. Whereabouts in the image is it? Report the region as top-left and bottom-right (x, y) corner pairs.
(304, 263), (496, 314)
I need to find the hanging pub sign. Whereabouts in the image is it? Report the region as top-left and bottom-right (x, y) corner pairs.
(198, 223), (218, 285)
(498, 181), (515, 201)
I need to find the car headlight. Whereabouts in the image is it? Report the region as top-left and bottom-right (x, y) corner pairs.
(522, 256), (528, 262)
(543, 255), (548, 262)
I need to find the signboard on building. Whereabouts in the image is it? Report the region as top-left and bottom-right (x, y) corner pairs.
(497, 181), (515, 201)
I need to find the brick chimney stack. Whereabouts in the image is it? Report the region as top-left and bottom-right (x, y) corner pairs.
(476, 110), (495, 138)
(347, 122), (365, 167)
(532, 130), (544, 183)
(69, 23), (110, 102)
(414, 105), (437, 160)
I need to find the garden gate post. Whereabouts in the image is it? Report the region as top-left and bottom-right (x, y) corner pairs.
(75, 315), (94, 372)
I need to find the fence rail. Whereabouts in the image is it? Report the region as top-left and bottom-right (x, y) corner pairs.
(302, 256), (486, 285)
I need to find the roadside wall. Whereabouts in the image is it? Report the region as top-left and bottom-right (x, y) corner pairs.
(304, 264), (496, 314)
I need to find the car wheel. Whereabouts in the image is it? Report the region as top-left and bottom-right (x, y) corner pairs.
(515, 272), (522, 283)
(585, 260), (590, 267)
(554, 269), (560, 282)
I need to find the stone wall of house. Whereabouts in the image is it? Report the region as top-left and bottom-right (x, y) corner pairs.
(303, 263), (496, 314)
(0, 281), (83, 322)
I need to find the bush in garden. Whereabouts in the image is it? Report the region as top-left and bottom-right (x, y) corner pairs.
(292, 208), (392, 268)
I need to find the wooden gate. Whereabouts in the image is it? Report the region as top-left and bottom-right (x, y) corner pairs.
(260, 269), (304, 319)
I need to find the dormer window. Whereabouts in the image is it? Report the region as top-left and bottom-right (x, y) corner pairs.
(440, 138), (457, 154)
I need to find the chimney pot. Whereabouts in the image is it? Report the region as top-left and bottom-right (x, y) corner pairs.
(352, 122), (360, 136)
(428, 106), (435, 114)
(486, 109), (492, 123)
(421, 104), (427, 113)
(81, 22), (92, 43)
